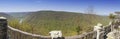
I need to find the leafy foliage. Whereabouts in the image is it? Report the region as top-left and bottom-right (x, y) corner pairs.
(109, 13), (115, 19)
(76, 26), (82, 35)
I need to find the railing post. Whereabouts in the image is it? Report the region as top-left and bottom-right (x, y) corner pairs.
(0, 17), (7, 39)
(94, 23), (104, 39)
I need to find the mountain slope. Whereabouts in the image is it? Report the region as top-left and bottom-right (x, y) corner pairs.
(22, 11), (110, 36)
(0, 13), (13, 20)
(6, 12), (28, 20)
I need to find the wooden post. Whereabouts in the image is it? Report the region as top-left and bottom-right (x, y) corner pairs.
(0, 17), (7, 39)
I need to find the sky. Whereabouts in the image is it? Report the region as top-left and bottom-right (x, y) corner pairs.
(0, 0), (120, 15)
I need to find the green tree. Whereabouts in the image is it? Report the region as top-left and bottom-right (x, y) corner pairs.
(76, 26), (82, 35)
(109, 13), (115, 20)
(109, 13), (116, 24)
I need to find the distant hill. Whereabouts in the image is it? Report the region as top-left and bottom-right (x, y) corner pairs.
(22, 11), (110, 36)
(6, 12), (28, 20)
(0, 13), (13, 20)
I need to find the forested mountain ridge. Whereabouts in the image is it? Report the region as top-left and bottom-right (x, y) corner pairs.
(20, 11), (110, 36)
(6, 12), (28, 20)
(0, 13), (14, 20)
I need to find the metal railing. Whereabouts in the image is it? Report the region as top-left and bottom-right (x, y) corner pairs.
(65, 25), (111, 39)
(8, 26), (51, 39)
(7, 24), (111, 39)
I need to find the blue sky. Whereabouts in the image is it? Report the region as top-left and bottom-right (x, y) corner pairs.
(0, 0), (120, 15)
